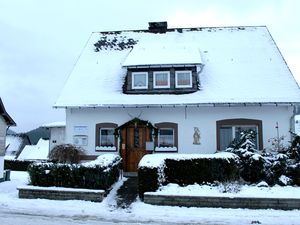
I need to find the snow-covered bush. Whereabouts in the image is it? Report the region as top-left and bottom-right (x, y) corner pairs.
(227, 130), (300, 186)
(28, 154), (121, 190)
(48, 144), (85, 164)
(138, 153), (239, 198)
(4, 159), (37, 171)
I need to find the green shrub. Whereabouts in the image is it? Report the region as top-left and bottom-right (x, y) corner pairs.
(4, 159), (37, 171)
(138, 167), (159, 199)
(164, 157), (239, 186)
(28, 154), (121, 190)
(138, 153), (239, 198)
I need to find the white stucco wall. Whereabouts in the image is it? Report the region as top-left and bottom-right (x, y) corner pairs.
(65, 105), (294, 156)
(0, 116), (6, 179)
(49, 127), (66, 151)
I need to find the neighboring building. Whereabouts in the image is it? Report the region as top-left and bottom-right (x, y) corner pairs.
(54, 22), (300, 172)
(17, 138), (49, 161)
(42, 122), (66, 152)
(5, 133), (31, 159)
(0, 98), (16, 181)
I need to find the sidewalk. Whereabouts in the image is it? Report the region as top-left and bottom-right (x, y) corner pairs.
(116, 177), (138, 208)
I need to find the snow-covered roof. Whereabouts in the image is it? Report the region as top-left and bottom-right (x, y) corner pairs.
(0, 97), (16, 125)
(41, 121), (66, 128)
(17, 138), (49, 160)
(122, 44), (202, 67)
(55, 26), (300, 108)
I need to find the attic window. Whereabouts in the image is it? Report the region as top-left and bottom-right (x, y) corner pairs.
(175, 71), (192, 88)
(153, 71), (170, 88)
(132, 72), (148, 89)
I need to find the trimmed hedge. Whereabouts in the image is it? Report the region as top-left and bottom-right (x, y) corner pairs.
(164, 158), (239, 186)
(28, 155), (121, 190)
(4, 159), (37, 171)
(138, 167), (159, 199)
(138, 154), (239, 198)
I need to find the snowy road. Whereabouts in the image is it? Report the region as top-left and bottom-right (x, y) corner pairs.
(0, 209), (217, 225)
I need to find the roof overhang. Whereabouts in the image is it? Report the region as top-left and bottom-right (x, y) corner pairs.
(0, 98), (16, 126)
(54, 102), (300, 109)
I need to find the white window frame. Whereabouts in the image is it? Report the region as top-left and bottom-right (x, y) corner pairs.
(175, 70), (192, 88)
(153, 71), (170, 88)
(132, 72), (148, 89)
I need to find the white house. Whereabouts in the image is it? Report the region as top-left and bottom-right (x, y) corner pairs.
(42, 121), (66, 152)
(0, 98), (16, 181)
(54, 22), (300, 172)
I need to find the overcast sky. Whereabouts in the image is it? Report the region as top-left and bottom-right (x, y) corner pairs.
(1, 0), (300, 132)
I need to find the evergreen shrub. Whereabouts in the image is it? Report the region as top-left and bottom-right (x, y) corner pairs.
(164, 157), (239, 186)
(28, 155), (121, 190)
(138, 154), (239, 197)
(138, 167), (159, 199)
(4, 159), (37, 171)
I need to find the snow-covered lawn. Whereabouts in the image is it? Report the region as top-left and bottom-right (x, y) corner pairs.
(0, 172), (300, 225)
(149, 182), (300, 199)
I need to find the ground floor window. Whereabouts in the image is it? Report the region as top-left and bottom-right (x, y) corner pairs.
(217, 119), (263, 150)
(95, 123), (118, 151)
(100, 128), (115, 146)
(155, 122), (178, 152)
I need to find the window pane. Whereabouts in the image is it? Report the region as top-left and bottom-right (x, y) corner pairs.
(177, 72), (191, 86)
(235, 126), (258, 149)
(155, 72), (169, 87)
(100, 128), (115, 146)
(133, 73), (147, 88)
(159, 129), (174, 147)
(220, 127), (233, 150)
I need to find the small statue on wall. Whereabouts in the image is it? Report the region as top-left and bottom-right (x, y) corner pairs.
(193, 127), (201, 145)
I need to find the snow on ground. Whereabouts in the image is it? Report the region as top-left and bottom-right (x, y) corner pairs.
(148, 183), (300, 199)
(0, 172), (300, 225)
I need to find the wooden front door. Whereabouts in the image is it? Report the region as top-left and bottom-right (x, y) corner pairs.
(121, 124), (151, 172)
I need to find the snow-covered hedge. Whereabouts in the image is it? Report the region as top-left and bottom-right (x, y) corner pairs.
(4, 159), (38, 171)
(138, 153), (239, 198)
(28, 154), (121, 190)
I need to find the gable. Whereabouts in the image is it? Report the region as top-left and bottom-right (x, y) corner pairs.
(0, 98), (16, 126)
(55, 26), (300, 108)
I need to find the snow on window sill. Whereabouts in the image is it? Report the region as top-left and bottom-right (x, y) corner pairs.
(95, 146), (117, 151)
(155, 146), (177, 152)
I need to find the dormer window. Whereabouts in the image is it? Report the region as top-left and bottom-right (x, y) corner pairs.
(132, 72), (148, 89)
(175, 71), (192, 88)
(153, 71), (170, 88)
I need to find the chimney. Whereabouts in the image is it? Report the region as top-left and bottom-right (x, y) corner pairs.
(148, 21), (168, 33)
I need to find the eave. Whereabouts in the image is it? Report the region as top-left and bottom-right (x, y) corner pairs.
(53, 102), (300, 109)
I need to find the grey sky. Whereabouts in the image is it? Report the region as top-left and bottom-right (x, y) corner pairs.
(0, 0), (299, 132)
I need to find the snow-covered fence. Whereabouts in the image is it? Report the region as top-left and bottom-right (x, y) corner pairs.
(138, 153), (239, 198)
(28, 154), (121, 190)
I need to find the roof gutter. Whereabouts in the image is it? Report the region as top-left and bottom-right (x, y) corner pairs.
(53, 102), (300, 109)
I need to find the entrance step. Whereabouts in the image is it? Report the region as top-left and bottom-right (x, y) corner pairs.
(116, 177), (138, 208)
(123, 172), (138, 177)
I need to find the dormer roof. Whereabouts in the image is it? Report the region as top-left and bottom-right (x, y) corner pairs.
(122, 43), (202, 68)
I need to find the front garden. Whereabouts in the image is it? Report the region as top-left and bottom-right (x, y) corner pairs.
(138, 131), (300, 199)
